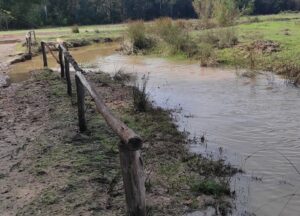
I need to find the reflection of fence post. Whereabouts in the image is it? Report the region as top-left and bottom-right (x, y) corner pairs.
(59, 46), (65, 78)
(41, 41), (48, 67)
(75, 74), (87, 132)
(119, 146), (146, 216)
(64, 55), (72, 96)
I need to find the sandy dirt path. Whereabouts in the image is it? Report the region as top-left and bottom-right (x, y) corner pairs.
(0, 35), (45, 216)
(0, 80), (50, 215)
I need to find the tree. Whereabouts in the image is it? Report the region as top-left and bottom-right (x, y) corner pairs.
(213, 0), (239, 26)
(192, 0), (213, 20)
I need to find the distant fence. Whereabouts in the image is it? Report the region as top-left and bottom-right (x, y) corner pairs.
(40, 41), (146, 215)
(25, 30), (36, 56)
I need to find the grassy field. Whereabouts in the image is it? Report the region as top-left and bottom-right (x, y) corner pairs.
(215, 13), (300, 72)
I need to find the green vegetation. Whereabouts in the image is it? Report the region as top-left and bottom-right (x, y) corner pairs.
(132, 75), (150, 112)
(190, 179), (230, 196)
(123, 12), (300, 82)
(127, 21), (154, 52)
(71, 25), (80, 34)
(193, 0), (240, 27)
(214, 14), (300, 81)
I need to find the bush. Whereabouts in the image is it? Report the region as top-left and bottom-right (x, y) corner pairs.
(180, 39), (201, 58)
(191, 179), (230, 196)
(132, 75), (150, 112)
(199, 28), (238, 49)
(152, 18), (187, 53)
(217, 28), (238, 49)
(127, 21), (154, 52)
(197, 43), (216, 66)
(71, 25), (80, 33)
(213, 0), (239, 26)
(113, 68), (133, 84)
(151, 18), (204, 58)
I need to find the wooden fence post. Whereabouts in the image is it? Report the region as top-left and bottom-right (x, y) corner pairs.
(28, 33), (32, 56)
(32, 30), (37, 44)
(41, 41), (48, 67)
(26, 37), (29, 53)
(59, 46), (65, 78)
(64, 56), (72, 96)
(75, 74), (87, 132)
(119, 145), (146, 216)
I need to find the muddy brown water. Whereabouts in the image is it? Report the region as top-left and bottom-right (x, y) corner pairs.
(10, 43), (300, 216)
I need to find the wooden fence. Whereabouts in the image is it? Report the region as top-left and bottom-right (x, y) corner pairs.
(40, 41), (146, 215)
(25, 30), (36, 57)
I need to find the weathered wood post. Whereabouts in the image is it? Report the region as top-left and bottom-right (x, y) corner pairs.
(41, 41), (48, 67)
(64, 56), (72, 96)
(32, 30), (37, 44)
(119, 146), (146, 216)
(75, 74), (87, 132)
(28, 33), (32, 56)
(26, 37), (29, 53)
(59, 46), (65, 78)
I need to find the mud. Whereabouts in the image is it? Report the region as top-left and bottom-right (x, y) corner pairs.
(0, 76), (50, 215)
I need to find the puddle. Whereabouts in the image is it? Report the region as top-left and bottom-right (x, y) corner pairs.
(9, 42), (119, 82)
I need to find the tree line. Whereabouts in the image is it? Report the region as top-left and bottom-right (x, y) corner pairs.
(1, 0), (300, 29)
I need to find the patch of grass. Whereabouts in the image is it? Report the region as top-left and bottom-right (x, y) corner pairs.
(71, 25), (80, 34)
(132, 75), (150, 112)
(113, 68), (134, 84)
(198, 27), (238, 49)
(40, 191), (60, 205)
(190, 179), (230, 197)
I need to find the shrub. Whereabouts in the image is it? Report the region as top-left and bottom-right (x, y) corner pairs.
(190, 179), (230, 196)
(199, 28), (238, 49)
(127, 21), (154, 52)
(180, 39), (200, 58)
(273, 61), (300, 84)
(213, 0), (239, 27)
(132, 75), (150, 112)
(193, 0), (214, 26)
(113, 68), (133, 84)
(217, 28), (238, 49)
(174, 19), (190, 30)
(152, 18), (187, 53)
(71, 25), (80, 33)
(197, 43), (216, 66)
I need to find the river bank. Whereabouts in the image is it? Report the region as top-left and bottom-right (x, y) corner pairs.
(0, 69), (238, 215)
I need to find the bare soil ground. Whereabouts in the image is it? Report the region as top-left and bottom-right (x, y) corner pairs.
(0, 76), (50, 215)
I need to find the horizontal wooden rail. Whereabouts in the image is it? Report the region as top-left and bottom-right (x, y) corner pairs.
(75, 71), (142, 150)
(59, 44), (85, 74)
